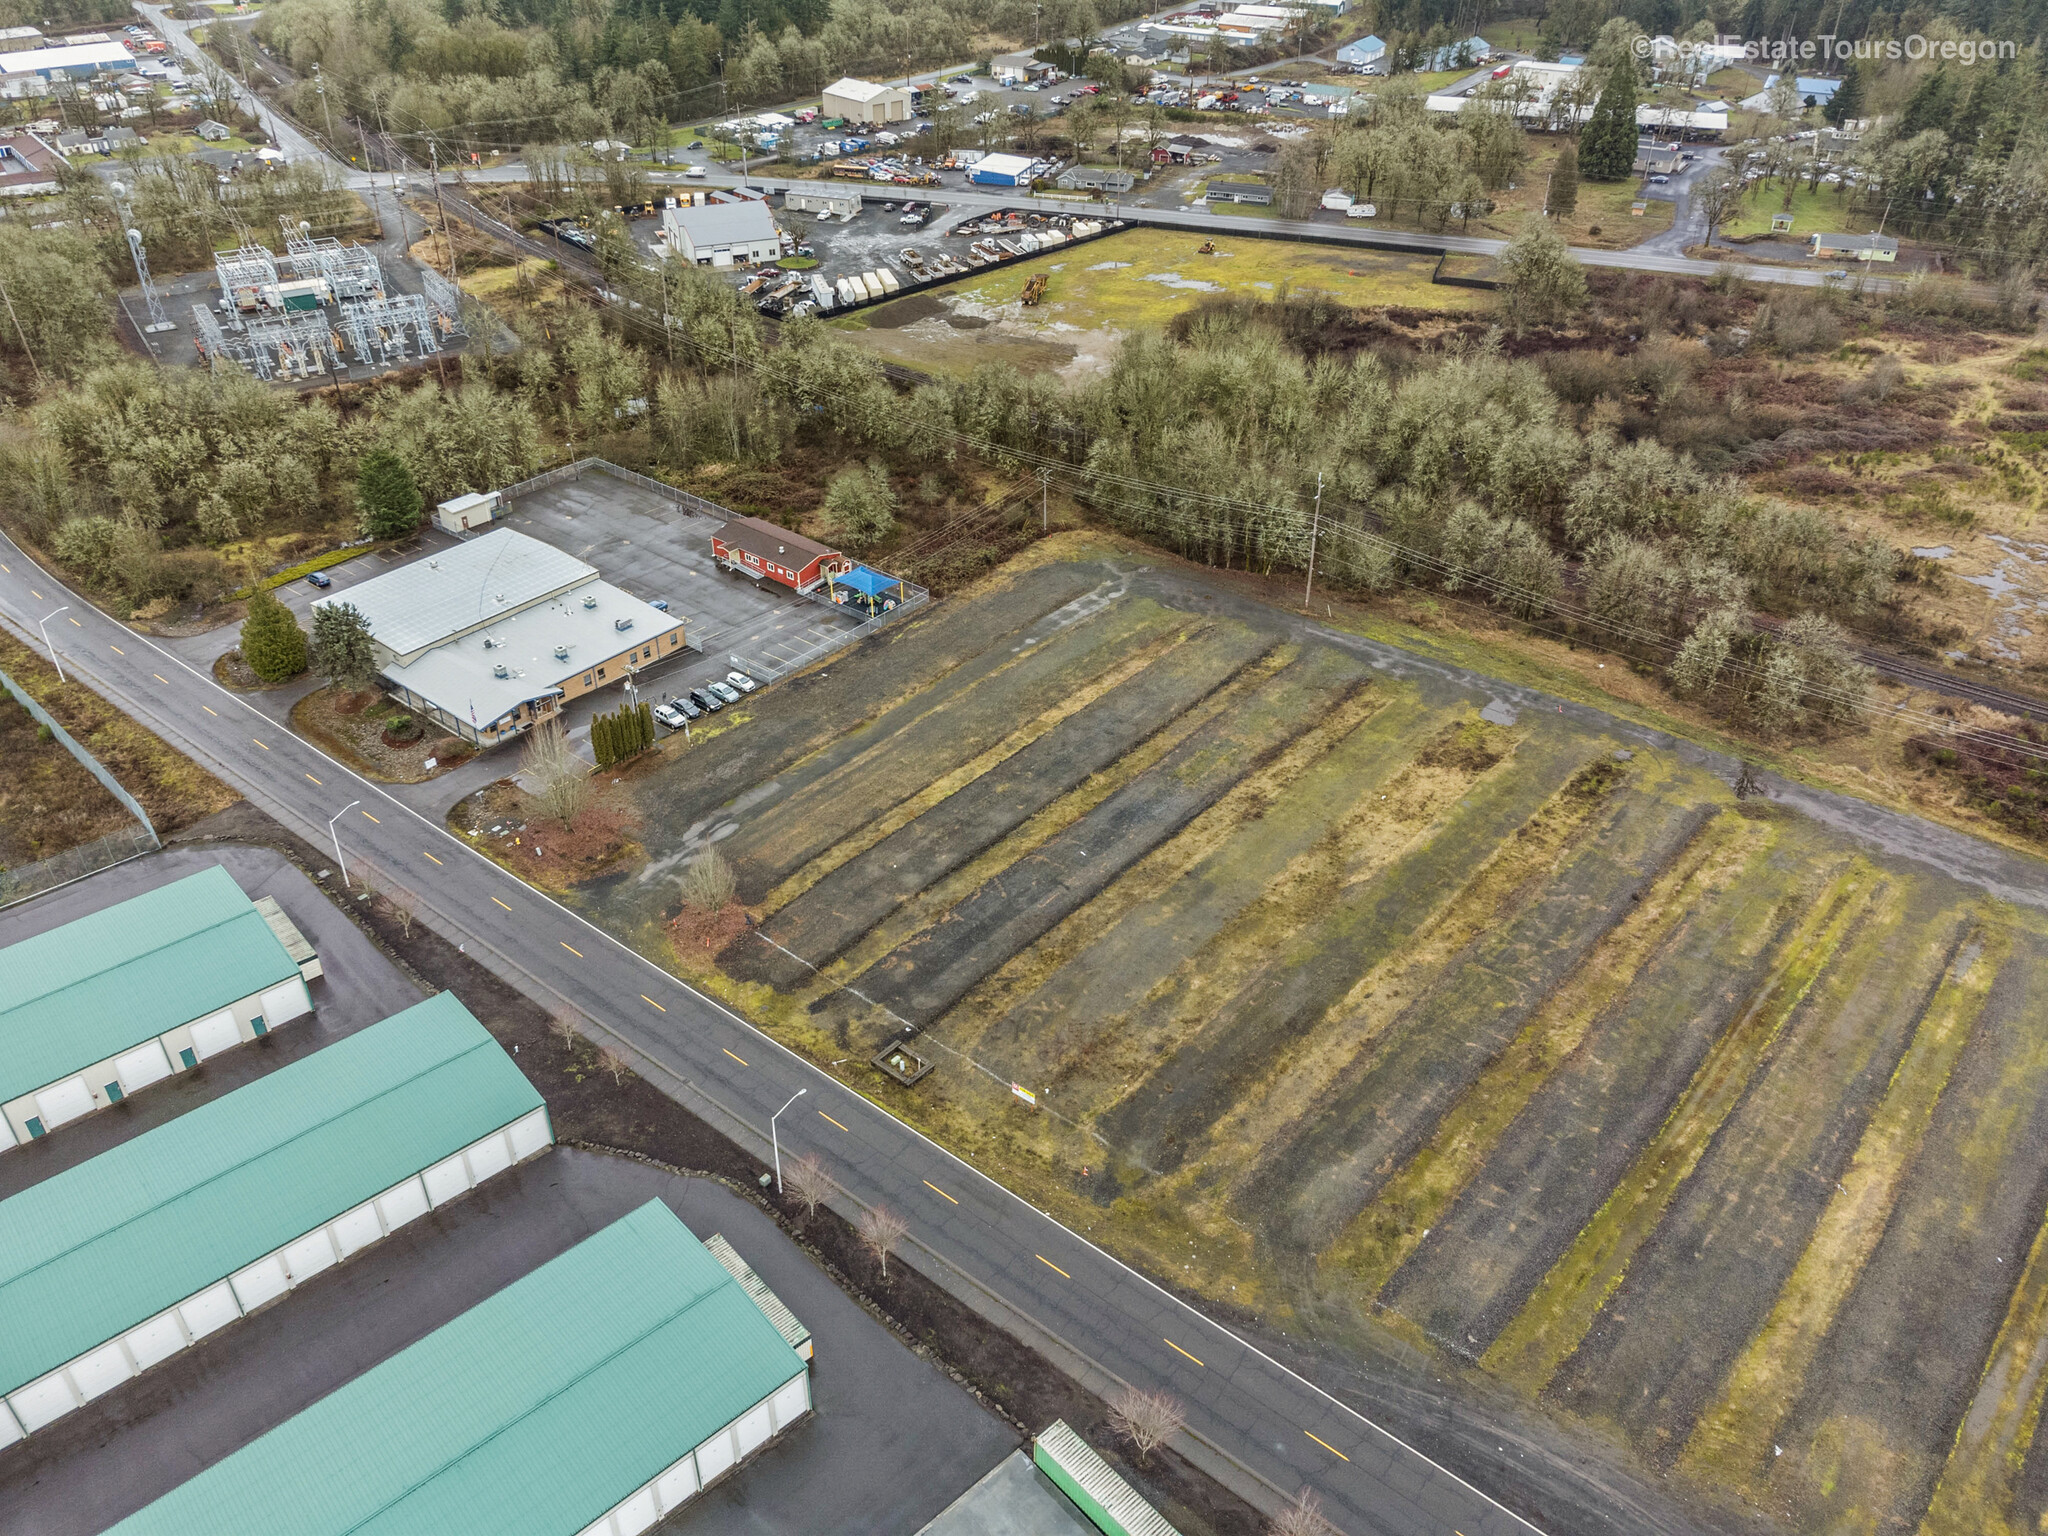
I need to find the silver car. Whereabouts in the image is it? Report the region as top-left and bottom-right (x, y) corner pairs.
(710, 680), (742, 704)
(726, 670), (759, 693)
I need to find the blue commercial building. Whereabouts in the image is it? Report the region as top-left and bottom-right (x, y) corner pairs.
(1335, 34), (1385, 68)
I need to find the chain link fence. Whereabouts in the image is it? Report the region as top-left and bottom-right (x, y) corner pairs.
(0, 826), (159, 909)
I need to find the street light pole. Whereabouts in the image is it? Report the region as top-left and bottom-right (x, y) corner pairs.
(770, 1088), (806, 1191)
(328, 800), (361, 887)
(36, 607), (68, 682)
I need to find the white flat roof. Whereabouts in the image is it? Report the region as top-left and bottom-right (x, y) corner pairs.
(823, 77), (910, 104)
(316, 527), (595, 659)
(0, 41), (131, 72)
(389, 578), (685, 730)
(972, 152), (1037, 176)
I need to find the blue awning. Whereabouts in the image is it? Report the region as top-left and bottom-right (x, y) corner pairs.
(836, 565), (903, 597)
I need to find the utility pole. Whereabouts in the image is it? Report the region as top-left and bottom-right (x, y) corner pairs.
(427, 139), (457, 384)
(0, 272), (42, 385)
(1303, 471), (1322, 609)
(312, 62), (336, 155)
(1039, 468), (1050, 530)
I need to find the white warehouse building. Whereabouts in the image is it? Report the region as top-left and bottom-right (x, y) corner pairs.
(0, 864), (319, 1150)
(0, 993), (550, 1448)
(820, 75), (912, 123)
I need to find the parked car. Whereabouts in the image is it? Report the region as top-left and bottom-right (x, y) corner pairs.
(689, 687), (725, 712)
(650, 598), (670, 611)
(685, 165), (707, 178)
(1649, 173), (1670, 184)
(653, 703), (690, 731)
(710, 680), (742, 704)
(671, 694), (703, 719)
(726, 670), (758, 693)
(305, 571), (333, 588)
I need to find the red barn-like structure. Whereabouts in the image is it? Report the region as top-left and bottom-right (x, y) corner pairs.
(711, 516), (851, 595)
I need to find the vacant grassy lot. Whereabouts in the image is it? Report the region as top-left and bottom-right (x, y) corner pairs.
(1721, 180), (1871, 239)
(570, 544), (2048, 1536)
(833, 229), (1489, 376)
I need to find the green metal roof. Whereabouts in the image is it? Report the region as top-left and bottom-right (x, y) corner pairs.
(108, 1200), (807, 1536)
(0, 865), (301, 1104)
(0, 993), (543, 1396)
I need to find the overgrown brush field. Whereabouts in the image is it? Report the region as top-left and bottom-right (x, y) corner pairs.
(580, 547), (2048, 1535)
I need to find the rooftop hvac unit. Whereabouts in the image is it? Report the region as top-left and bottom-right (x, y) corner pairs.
(614, 617), (634, 632)
(582, 594), (598, 609)
(553, 645), (570, 660)
(492, 663), (510, 678)
(482, 637), (495, 649)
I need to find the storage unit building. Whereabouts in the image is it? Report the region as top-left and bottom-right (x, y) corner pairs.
(966, 152), (1037, 187)
(820, 75), (913, 124)
(661, 199), (783, 266)
(0, 993), (548, 1448)
(711, 514), (850, 594)
(105, 1200), (811, 1536)
(1033, 1420), (1182, 1536)
(783, 185), (861, 218)
(0, 865), (316, 1150)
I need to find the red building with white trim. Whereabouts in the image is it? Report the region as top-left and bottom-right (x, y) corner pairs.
(711, 516), (850, 595)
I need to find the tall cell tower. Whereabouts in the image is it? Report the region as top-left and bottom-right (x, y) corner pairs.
(108, 181), (175, 335)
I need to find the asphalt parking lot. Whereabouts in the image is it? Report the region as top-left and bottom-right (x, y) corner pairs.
(0, 842), (426, 1201)
(0, 1149), (1018, 1536)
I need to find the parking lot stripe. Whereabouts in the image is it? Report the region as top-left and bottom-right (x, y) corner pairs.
(1305, 1430), (1350, 1462)
(723, 1047), (748, 1066)
(1165, 1338), (1205, 1367)
(1037, 1254), (1071, 1279)
(924, 1179), (959, 1205)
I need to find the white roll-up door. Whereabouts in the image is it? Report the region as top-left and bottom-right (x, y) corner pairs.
(422, 1153), (472, 1208)
(734, 1399), (774, 1456)
(0, 1400), (22, 1449)
(230, 1254), (289, 1312)
(574, 1520), (616, 1536)
(69, 1341), (134, 1402)
(178, 1282), (240, 1340)
(463, 1130), (512, 1184)
(770, 1373), (810, 1430)
(282, 1229), (336, 1285)
(114, 1040), (175, 1094)
(189, 1010), (241, 1061)
(330, 1200), (384, 1259)
(694, 1428), (736, 1485)
(8, 1373), (78, 1432)
(611, 1489), (659, 1536)
(33, 1077), (94, 1129)
(376, 1177), (431, 1231)
(123, 1311), (188, 1372)
(654, 1455), (698, 1512)
(506, 1107), (552, 1160)
(258, 977), (312, 1026)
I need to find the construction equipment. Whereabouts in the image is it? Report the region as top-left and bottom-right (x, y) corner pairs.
(1020, 273), (1049, 305)
(1197, 240), (1216, 254)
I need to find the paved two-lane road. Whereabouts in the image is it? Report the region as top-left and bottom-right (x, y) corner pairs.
(0, 541), (1545, 1536)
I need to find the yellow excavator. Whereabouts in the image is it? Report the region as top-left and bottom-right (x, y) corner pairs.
(1021, 272), (1049, 305)
(1197, 239), (1216, 255)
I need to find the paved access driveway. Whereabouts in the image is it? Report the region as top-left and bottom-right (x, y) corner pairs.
(0, 842), (426, 1201)
(499, 475), (864, 695)
(0, 1150), (1016, 1536)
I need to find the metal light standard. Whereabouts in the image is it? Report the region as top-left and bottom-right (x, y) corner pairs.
(770, 1088), (806, 1192)
(36, 607), (68, 681)
(328, 800), (361, 887)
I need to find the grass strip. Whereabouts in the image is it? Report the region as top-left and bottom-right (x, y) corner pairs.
(1680, 915), (2011, 1492)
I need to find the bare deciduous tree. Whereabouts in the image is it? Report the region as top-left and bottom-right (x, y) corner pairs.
(522, 716), (591, 828)
(679, 847), (737, 912)
(1106, 1386), (1185, 1464)
(1269, 1487), (1336, 1536)
(385, 884), (418, 939)
(549, 1010), (583, 1054)
(597, 1046), (629, 1085)
(784, 1151), (832, 1222)
(856, 1204), (908, 1280)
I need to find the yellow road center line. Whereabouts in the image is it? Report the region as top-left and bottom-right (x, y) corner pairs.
(29, 589), (41, 599)
(492, 895), (512, 910)
(109, 644), (123, 654)
(1036, 1254), (1070, 1279)
(641, 995), (666, 1012)
(68, 617), (80, 627)
(723, 1048), (748, 1066)
(360, 810), (380, 823)
(202, 705), (218, 716)
(924, 1180), (958, 1205)
(1165, 1338), (1204, 1367)
(152, 674), (168, 684)
(1305, 1431), (1349, 1462)
(304, 773), (322, 786)
(560, 941), (583, 957)
(818, 1111), (849, 1132)
(2, 563), (10, 572)
(421, 850), (442, 864)
(251, 738), (268, 750)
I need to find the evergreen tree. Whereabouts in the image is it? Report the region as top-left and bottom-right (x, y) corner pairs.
(241, 588), (308, 682)
(356, 448), (425, 540)
(1822, 64), (1865, 127)
(1579, 58), (1639, 181)
(1548, 140), (1579, 218)
(311, 600), (378, 692)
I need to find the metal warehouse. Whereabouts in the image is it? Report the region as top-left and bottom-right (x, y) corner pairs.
(0, 993), (548, 1447)
(0, 865), (317, 1149)
(106, 1200), (812, 1536)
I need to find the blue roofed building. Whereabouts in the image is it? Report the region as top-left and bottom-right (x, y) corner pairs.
(1335, 34), (1384, 68)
